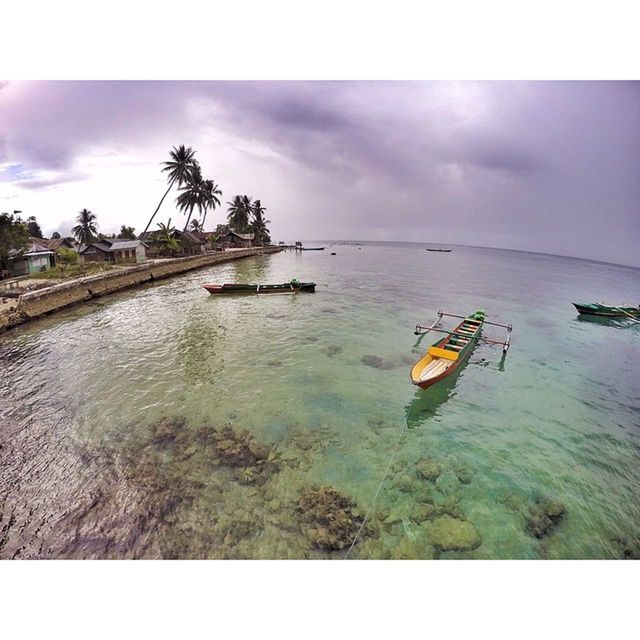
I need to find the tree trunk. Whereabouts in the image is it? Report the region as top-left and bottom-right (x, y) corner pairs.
(140, 177), (176, 239)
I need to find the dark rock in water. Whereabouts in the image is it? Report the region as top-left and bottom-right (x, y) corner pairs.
(435, 470), (461, 496)
(304, 336), (319, 342)
(321, 307), (337, 314)
(434, 494), (464, 519)
(499, 493), (524, 513)
(452, 462), (473, 485)
(400, 354), (416, 365)
(198, 425), (279, 485)
(298, 486), (367, 552)
(416, 457), (441, 481)
(326, 345), (342, 358)
(361, 355), (396, 370)
(267, 359), (283, 366)
(426, 515), (482, 551)
(149, 415), (188, 449)
(525, 498), (566, 538)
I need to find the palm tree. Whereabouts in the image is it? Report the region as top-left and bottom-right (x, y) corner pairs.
(250, 200), (271, 245)
(176, 164), (206, 231)
(140, 145), (198, 238)
(156, 219), (181, 255)
(200, 179), (222, 231)
(227, 195), (251, 233)
(72, 208), (98, 245)
(189, 219), (203, 233)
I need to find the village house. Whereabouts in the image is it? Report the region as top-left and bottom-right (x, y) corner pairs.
(7, 238), (57, 277)
(216, 230), (255, 249)
(78, 238), (147, 264)
(139, 229), (206, 257)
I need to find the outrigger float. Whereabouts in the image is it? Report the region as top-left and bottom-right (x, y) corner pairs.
(410, 310), (512, 389)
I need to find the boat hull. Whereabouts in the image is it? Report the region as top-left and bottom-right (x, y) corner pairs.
(410, 314), (483, 389)
(573, 303), (640, 317)
(203, 282), (316, 295)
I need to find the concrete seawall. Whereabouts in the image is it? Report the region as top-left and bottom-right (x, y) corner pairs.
(0, 247), (282, 333)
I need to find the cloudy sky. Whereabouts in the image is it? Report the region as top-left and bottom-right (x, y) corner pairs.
(0, 81), (638, 266)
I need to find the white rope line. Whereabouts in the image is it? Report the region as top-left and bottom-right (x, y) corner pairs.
(344, 412), (410, 559)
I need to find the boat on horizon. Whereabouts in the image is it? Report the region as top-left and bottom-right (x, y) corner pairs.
(203, 280), (316, 295)
(573, 302), (640, 318)
(301, 247), (325, 251)
(410, 310), (512, 389)
(426, 248), (452, 252)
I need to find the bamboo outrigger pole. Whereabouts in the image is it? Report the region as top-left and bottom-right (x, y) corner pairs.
(414, 311), (513, 353)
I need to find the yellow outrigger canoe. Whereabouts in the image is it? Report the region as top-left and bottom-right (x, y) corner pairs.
(411, 310), (512, 389)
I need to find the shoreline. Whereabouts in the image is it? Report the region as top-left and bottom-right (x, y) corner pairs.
(0, 246), (282, 333)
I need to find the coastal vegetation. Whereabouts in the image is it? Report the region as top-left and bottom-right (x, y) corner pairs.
(72, 208), (99, 244)
(227, 195), (272, 244)
(0, 212), (30, 273)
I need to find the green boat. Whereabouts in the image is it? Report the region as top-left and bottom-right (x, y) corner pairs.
(203, 280), (316, 295)
(573, 302), (640, 318)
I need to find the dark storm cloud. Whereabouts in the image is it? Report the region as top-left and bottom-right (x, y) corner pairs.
(0, 81), (638, 266)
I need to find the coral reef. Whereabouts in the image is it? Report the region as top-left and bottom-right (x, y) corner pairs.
(426, 516), (482, 551)
(326, 345), (342, 357)
(416, 457), (441, 481)
(361, 355), (397, 370)
(525, 498), (566, 538)
(198, 425), (279, 485)
(298, 486), (367, 552)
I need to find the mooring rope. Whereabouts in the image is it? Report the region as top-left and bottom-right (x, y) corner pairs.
(344, 400), (414, 559)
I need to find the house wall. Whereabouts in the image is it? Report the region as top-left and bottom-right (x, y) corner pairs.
(27, 255), (53, 274)
(82, 248), (111, 263)
(135, 245), (147, 263)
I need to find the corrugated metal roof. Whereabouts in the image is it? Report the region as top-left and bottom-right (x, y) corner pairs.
(108, 240), (145, 250)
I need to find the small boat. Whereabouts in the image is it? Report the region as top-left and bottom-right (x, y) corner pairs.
(411, 310), (512, 389)
(203, 280), (316, 295)
(573, 302), (640, 318)
(427, 248), (452, 252)
(302, 247), (325, 251)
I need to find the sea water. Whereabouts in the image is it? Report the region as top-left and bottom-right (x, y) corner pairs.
(1, 243), (638, 558)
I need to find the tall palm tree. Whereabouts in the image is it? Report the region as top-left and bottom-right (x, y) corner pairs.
(250, 200), (271, 245)
(200, 179), (222, 231)
(176, 164), (206, 231)
(72, 208), (98, 245)
(140, 145), (198, 238)
(189, 219), (203, 233)
(227, 195), (251, 233)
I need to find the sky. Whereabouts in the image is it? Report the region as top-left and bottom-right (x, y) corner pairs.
(0, 80), (638, 266)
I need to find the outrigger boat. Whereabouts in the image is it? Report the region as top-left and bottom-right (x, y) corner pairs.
(301, 247), (325, 251)
(410, 310), (512, 389)
(573, 302), (640, 318)
(426, 248), (452, 252)
(203, 279), (316, 295)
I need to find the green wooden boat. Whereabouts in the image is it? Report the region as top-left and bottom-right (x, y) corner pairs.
(573, 302), (640, 318)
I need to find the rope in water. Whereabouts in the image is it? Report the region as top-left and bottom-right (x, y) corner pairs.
(613, 306), (640, 324)
(344, 400), (414, 559)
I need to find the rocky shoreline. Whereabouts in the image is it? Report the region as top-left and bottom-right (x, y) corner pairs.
(0, 246), (282, 333)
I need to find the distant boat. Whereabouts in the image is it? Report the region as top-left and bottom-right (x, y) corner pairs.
(302, 247), (325, 251)
(427, 248), (452, 252)
(573, 302), (640, 318)
(411, 310), (512, 389)
(203, 281), (316, 295)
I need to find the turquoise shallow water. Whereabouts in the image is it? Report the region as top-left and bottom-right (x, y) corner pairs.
(1, 243), (639, 558)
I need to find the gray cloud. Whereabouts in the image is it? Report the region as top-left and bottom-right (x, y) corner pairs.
(0, 81), (638, 266)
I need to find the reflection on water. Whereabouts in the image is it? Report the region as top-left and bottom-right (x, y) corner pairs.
(1, 244), (639, 559)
